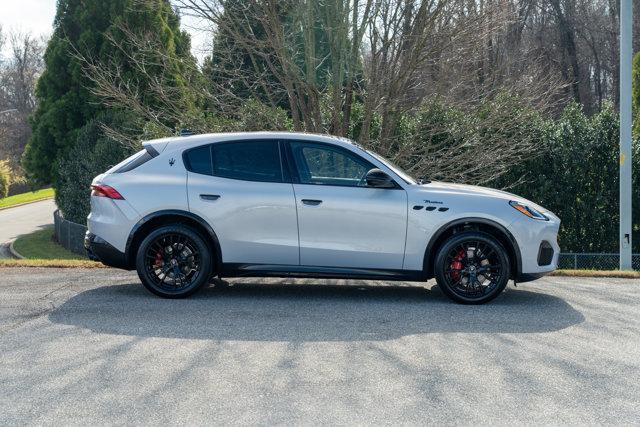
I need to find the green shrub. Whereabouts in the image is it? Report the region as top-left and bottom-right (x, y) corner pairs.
(498, 102), (640, 253)
(0, 160), (11, 199)
(55, 118), (136, 224)
(235, 100), (293, 131)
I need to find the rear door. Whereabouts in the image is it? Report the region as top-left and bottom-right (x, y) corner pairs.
(185, 139), (299, 265)
(286, 140), (408, 270)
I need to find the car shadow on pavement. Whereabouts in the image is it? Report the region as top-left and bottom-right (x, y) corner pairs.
(48, 280), (584, 341)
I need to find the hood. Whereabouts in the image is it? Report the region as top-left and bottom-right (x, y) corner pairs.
(413, 181), (548, 212)
(422, 181), (520, 199)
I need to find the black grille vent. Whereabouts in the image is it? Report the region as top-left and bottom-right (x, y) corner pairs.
(538, 241), (554, 266)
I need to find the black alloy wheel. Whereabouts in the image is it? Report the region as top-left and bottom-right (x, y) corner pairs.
(136, 224), (213, 298)
(434, 231), (510, 304)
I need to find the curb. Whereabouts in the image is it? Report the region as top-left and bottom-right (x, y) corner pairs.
(8, 240), (24, 259)
(0, 197), (54, 212)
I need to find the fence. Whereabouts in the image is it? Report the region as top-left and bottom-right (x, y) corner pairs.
(53, 209), (87, 256)
(558, 253), (640, 270)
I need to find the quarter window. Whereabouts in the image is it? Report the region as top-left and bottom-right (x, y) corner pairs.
(185, 145), (213, 175)
(289, 142), (372, 187)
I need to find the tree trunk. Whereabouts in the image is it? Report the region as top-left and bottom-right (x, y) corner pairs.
(550, 0), (582, 105)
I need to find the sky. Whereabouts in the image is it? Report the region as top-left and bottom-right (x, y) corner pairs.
(0, 0), (211, 62)
(0, 0), (56, 43)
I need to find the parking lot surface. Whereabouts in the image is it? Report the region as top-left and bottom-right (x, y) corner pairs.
(0, 268), (638, 424)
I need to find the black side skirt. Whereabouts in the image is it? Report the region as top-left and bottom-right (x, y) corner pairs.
(220, 263), (425, 282)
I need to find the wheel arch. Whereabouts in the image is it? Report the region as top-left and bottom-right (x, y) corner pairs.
(125, 210), (222, 272)
(423, 217), (521, 279)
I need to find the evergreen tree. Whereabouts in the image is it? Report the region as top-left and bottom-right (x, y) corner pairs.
(203, 0), (337, 113)
(22, 0), (192, 184)
(202, 0), (288, 110)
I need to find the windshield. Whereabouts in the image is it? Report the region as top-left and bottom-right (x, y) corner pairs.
(366, 150), (418, 185)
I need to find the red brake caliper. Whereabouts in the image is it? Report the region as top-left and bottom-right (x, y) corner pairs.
(449, 248), (465, 281)
(154, 250), (164, 269)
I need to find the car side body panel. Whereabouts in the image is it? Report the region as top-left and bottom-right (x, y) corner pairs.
(403, 191), (522, 271)
(186, 171), (300, 265)
(86, 131), (561, 284)
(88, 149), (188, 252)
(293, 183), (408, 269)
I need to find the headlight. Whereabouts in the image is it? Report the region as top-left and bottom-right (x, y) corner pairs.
(509, 201), (548, 221)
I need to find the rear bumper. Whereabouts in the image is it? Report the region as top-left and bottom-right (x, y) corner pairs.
(84, 231), (130, 270)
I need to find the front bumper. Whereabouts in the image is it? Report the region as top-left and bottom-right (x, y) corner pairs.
(84, 231), (130, 270)
(511, 214), (561, 281)
(517, 271), (552, 283)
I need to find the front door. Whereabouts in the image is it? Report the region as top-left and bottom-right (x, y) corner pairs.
(186, 139), (299, 265)
(287, 141), (408, 270)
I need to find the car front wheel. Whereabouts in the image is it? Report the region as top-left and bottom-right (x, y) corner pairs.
(135, 224), (213, 298)
(434, 231), (511, 304)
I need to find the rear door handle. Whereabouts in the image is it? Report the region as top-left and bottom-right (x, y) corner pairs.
(301, 199), (322, 206)
(200, 194), (220, 201)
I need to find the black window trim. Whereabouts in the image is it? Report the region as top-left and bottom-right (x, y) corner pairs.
(113, 147), (157, 173)
(283, 139), (401, 189)
(183, 139), (290, 184)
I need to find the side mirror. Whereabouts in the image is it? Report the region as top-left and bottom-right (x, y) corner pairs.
(365, 168), (397, 188)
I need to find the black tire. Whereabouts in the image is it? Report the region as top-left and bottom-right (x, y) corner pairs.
(434, 231), (510, 304)
(135, 224), (213, 298)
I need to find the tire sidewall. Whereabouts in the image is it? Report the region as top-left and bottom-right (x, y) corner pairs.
(434, 231), (510, 304)
(135, 225), (213, 298)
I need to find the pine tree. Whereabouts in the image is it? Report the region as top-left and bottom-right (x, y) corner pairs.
(203, 0), (335, 113)
(22, 0), (192, 184)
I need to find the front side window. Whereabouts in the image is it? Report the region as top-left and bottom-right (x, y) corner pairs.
(289, 142), (373, 187)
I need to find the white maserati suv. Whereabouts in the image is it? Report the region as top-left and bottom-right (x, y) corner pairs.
(85, 132), (560, 304)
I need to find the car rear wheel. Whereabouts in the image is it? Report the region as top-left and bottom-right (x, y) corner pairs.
(135, 224), (213, 298)
(434, 231), (510, 304)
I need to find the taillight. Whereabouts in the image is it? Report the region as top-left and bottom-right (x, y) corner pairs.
(91, 184), (124, 200)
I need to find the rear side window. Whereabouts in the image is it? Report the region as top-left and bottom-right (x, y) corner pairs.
(184, 140), (284, 183)
(212, 140), (282, 182)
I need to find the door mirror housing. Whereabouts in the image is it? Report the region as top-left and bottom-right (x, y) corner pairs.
(365, 168), (397, 188)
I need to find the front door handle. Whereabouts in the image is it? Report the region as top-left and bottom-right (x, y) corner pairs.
(301, 199), (322, 206)
(200, 194), (220, 201)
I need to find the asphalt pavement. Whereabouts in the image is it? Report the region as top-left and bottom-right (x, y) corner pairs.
(0, 199), (56, 258)
(0, 269), (638, 425)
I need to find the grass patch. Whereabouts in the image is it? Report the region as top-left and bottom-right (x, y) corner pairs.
(0, 258), (104, 268)
(12, 227), (86, 260)
(0, 188), (54, 209)
(3, 227), (104, 268)
(551, 269), (640, 278)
